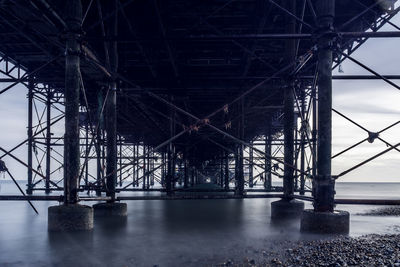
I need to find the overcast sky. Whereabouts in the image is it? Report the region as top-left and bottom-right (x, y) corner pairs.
(0, 11), (399, 184)
(331, 14), (400, 182)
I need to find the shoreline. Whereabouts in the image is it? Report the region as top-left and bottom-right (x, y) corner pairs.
(212, 234), (400, 266)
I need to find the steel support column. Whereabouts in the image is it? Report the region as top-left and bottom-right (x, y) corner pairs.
(105, 0), (118, 202)
(249, 143), (254, 188)
(300, 89), (306, 195)
(236, 99), (244, 195)
(45, 87), (51, 194)
(219, 150), (224, 187)
(161, 150), (165, 186)
(63, 0), (82, 204)
(224, 152), (229, 190)
(184, 148), (188, 188)
(105, 82), (117, 200)
(283, 0), (296, 200)
(264, 118), (272, 190)
(84, 121), (89, 187)
(133, 145), (137, 187)
(314, 0), (335, 212)
(146, 146), (151, 189)
(136, 145), (139, 187)
(119, 136), (122, 187)
(96, 89), (103, 196)
(166, 97), (174, 195)
(142, 145), (146, 189)
(26, 77), (34, 195)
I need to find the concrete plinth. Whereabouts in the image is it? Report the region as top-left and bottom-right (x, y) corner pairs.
(300, 209), (350, 234)
(93, 202), (127, 217)
(271, 199), (305, 220)
(48, 204), (93, 231)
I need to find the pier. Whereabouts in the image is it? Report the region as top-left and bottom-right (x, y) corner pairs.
(0, 0), (399, 235)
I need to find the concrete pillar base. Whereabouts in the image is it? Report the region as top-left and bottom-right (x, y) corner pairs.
(271, 199), (305, 220)
(48, 204), (93, 231)
(93, 202), (127, 217)
(300, 209), (350, 234)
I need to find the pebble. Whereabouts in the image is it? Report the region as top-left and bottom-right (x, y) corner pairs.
(282, 234), (400, 266)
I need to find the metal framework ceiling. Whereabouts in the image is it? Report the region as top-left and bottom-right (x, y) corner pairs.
(0, 0), (397, 161)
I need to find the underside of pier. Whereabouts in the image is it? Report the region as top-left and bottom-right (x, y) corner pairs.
(0, 0), (399, 232)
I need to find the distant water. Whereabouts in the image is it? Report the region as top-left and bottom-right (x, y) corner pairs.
(0, 180), (400, 266)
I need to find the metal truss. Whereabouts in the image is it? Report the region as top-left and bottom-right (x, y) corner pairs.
(0, 0), (398, 208)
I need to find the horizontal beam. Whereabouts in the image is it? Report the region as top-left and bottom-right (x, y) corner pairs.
(3, 194), (400, 204)
(0, 194), (284, 201)
(122, 75), (400, 82)
(84, 31), (400, 42)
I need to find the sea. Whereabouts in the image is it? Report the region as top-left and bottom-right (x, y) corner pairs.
(0, 180), (399, 266)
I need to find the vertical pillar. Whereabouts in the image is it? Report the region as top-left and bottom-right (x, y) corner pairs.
(105, 80), (117, 200)
(219, 150), (224, 187)
(105, 0), (118, 202)
(142, 145), (146, 189)
(312, 78), (317, 181)
(84, 120), (89, 187)
(191, 166), (195, 187)
(132, 144), (136, 187)
(151, 149), (155, 186)
(224, 151), (229, 190)
(146, 145), (150, 189)
(166, 97), (174, 195)
(271, 0), (304, 220)
(282, 0), (296, 200)
(264, 119), (272, 191)
(236, 99), (244, 195)
(48, 0), (94, 231)
(249, 144), (254, 188)
(161, 150), (165, 186)
(314, 0), (335, 212)
(301, 0), (349, 234)
(184, 149), (188, 188)
(119, 137), (122, 187)
(136, 145), (139, 187)
(63, 1), (82, 205)
(166, 142), (172, 194)
(45, 87), (51, 194)
(96, 89), (103, 196)
(27, 77), (34, 195)
(294, 113), (299, 191)
(171, 146), (176, 190)
(300, 89), (306, 195)
(93, 0), (127, 217)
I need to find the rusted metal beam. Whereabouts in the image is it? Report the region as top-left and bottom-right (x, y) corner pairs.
(314, 0), (335, 212)
(63, 0), (82, 204)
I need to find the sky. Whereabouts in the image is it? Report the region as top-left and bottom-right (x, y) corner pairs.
(0, 11), (399, 184)
(331, 14), (400, 182)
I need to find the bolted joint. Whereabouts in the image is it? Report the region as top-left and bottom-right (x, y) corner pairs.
(61, 31), (83, 38)
(0, 159), (8, 172)
(312, 26), (335, 39)
(315, 38), (337, 51)
(313, 0), (336, 45)
(368, 131), (379, 143)
(314, 175), (335, 183)
(64, 46), (82, 57)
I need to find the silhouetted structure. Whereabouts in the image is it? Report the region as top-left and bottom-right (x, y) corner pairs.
(0, 0), (399, 232)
